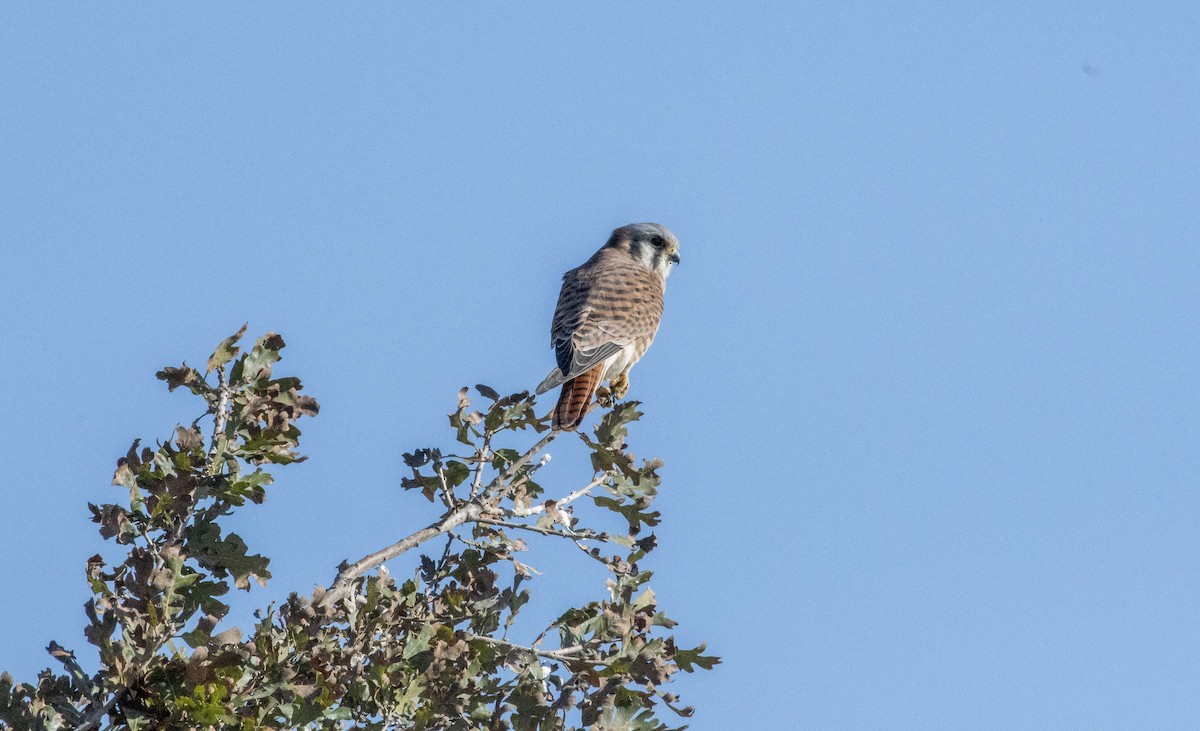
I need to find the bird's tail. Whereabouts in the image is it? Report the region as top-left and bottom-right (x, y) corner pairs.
(536, 368), (565, 395)
(553, 365), (603, 431)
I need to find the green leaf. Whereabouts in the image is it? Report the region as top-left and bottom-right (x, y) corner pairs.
(181, 614), (220, 649)
(236, 332), (285, 383)
(594, 400), (643, 446)
(402, 448), (436, 468)
(224, 469), (273, 506)
(403, 624), (436, 660)
(190, 527), (271, 590)
(156, 365), (208, 395)
(443, 460), (470, 488)
(593, 496), (661, 534)
(674, 642), (720, 672)
(401, 471), (442, 502)
(207, 323), (248, 374)
(448, 408), (478, 446)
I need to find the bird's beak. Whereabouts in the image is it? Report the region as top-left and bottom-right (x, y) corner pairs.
(669, 251), (681, 265)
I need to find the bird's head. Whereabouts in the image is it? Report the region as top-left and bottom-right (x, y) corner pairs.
(605, 222), (681, 278)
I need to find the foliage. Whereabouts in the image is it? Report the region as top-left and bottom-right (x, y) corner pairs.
(0, 328), (717, 730)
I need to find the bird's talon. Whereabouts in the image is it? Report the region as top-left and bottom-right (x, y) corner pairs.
(595, 385), (614, 408)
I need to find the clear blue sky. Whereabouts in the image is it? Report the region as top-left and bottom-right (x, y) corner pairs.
(2, 3), (1198, 728)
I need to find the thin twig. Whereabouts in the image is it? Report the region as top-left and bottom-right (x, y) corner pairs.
(319, 431), (559, 610)
(72, 689), (122, 731)
(572, 540), (615, 568)
(505, 453), (552, 495)
(464, 633), (596, 665)
(435, 463), (456, 509)
(485, 431), (556, 494)
(205, 365), (231, 476)
(469, 433), (491, 500)
(509, 471), (611, 517)
(479, 518), (605, 542)
(451, 533), (489, 551)
(319, 502), (484, 610)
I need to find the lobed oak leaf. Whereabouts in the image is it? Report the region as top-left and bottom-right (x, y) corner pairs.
(206, 323), (248, 374)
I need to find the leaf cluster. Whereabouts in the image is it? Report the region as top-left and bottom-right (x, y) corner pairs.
(0, 331), (716, 731)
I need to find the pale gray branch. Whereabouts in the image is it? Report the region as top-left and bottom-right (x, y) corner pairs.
(205, 365), (231, 476)
(317, 430), (558, 611)
(479, 518), (605, 542)
(435, 463), (457, 509)
(318, 502), (483, 610)
(72, 690), (122, 731)
(487, 431), (557, 491)
(469, 435), (490, 499)
(464, 633), (595, 665)
(508, 471), (610, 517)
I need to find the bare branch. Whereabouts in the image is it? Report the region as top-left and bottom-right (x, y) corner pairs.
(509, 471), (610, 517)
(72, 690), (122, 731)
(572, 539), (616, 569)
(469, 434), (491, 500)
(478, 518), (606, 542)
(205, 365), (231, 475)
(485, 431), (557, 494)
(505, 453), (552, 495)
(464, 633), (600, 665)
(435, 463), (457, 509)
(319, 431), (559, 610)
(319, 501), (483, 610)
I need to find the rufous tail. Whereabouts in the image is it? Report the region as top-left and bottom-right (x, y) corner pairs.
(553, 365), (603, 430)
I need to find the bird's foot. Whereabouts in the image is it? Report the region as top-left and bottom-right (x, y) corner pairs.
(595, 385), (614, 408)
(610, 373), (630, 401)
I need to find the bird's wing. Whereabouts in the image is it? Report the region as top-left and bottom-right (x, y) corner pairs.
(545, 256), (664, 385)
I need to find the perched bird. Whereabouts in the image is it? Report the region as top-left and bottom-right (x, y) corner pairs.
(537, 223), (681, 430)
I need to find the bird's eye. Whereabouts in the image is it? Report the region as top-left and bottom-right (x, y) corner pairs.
(650, 235), (665, 247)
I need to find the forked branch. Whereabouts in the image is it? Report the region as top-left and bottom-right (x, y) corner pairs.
(317, 431), (560, 611)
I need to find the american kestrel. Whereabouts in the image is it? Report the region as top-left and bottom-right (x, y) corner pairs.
(536, 223), (681, 430)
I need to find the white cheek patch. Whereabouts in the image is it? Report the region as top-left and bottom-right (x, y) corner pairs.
(650, 251), (673, 278)
(630, 241), (674, 277)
